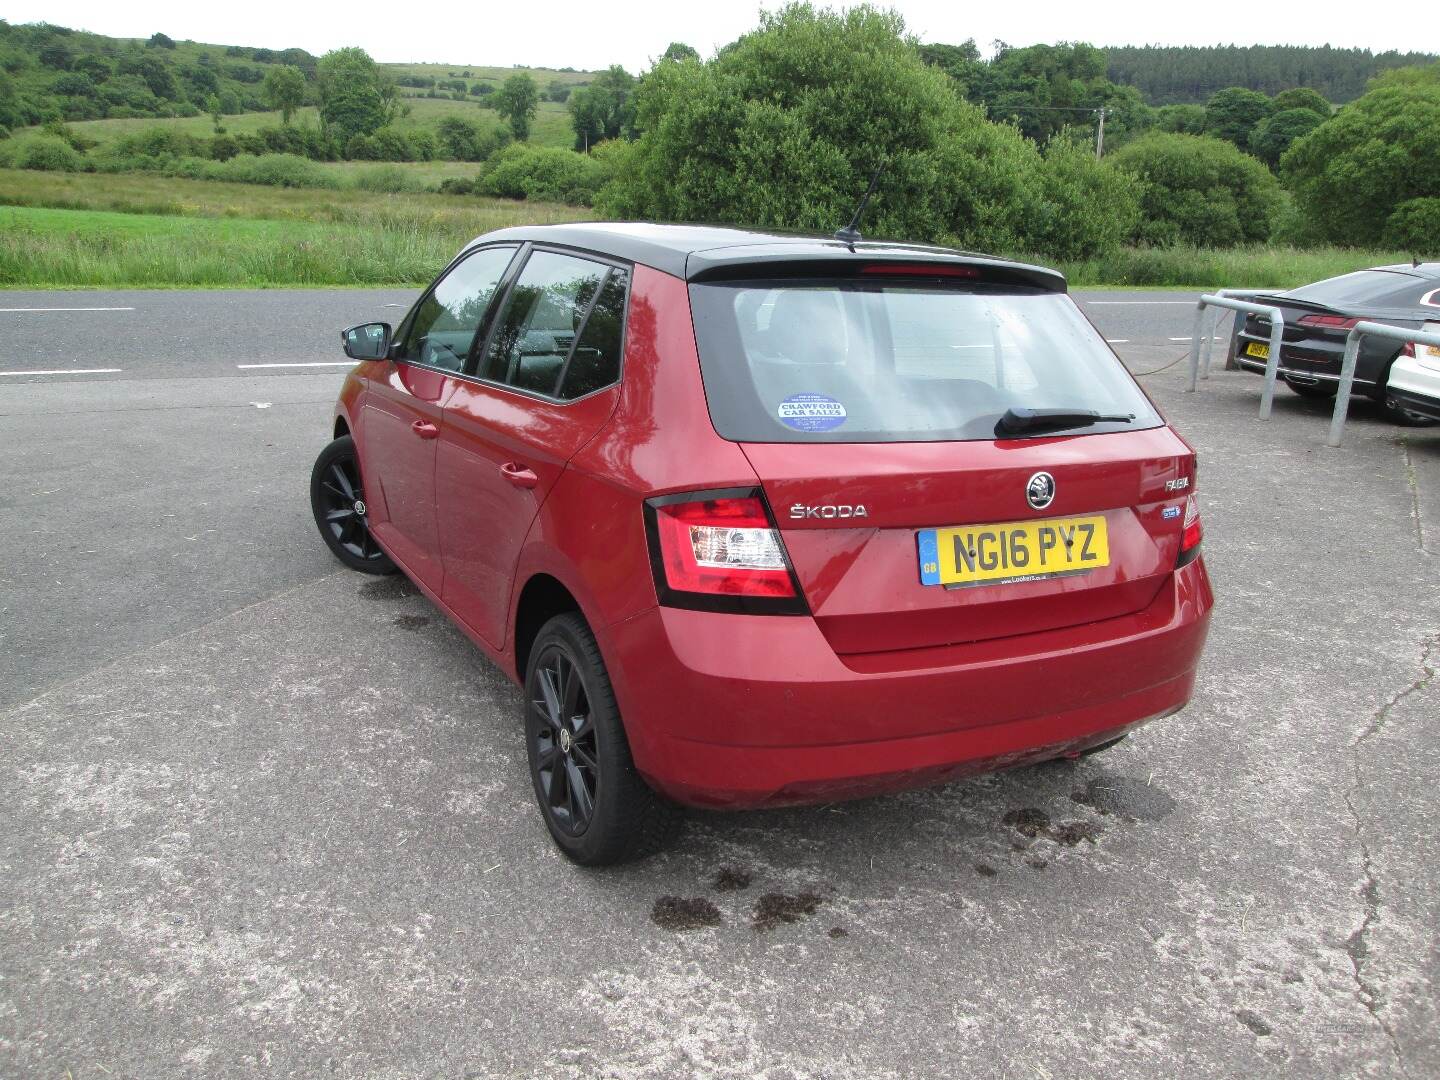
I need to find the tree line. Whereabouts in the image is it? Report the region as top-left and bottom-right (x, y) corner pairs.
(1105, 44), (1438, 104)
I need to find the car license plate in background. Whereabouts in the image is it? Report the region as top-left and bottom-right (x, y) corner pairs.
(918, 516), (1110, 587)
(1246, 342), (1270, 360)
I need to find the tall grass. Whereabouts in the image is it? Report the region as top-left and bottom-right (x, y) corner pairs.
(1044, 244), (1412, 289)
(0, 168), (1412, 290)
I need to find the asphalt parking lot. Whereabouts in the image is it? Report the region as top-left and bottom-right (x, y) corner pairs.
(3, 288), (1437, 1079)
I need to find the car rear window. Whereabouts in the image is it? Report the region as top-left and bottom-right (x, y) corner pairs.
(688, 280), (1161, 442)
(1289, 270), (1420, 307)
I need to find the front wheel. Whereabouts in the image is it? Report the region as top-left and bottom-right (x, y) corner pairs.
(309, 435), (396, 574)
(524, 613), (679, 865)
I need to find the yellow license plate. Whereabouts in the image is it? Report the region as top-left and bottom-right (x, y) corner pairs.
(1246, 342), (1270, 360)
(918, 516), (1109, 587)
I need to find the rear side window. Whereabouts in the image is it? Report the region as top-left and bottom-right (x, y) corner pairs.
(689, 281), (1162, 443)
(559, 268), (628, 400)
(480, 251), (627, 399)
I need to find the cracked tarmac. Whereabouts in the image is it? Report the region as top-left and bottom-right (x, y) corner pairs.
(1, 291), (1438, 1078)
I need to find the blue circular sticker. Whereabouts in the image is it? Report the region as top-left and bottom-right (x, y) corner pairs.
(778, 393), (847, 432)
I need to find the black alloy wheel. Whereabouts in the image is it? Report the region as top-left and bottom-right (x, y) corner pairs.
(309, 435), (396, 574)
(529, 642), (600, 836)
(523, 613), (679, 865)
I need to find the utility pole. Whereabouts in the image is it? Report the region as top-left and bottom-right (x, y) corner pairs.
(1095, 107), (1106, 160)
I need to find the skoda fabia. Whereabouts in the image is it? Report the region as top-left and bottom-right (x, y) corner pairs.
(311, 223), (1213, 864)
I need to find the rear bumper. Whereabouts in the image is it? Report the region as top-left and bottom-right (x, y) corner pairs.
(1234, 330), (1400, 396)
(1387, 356), (1440, 419)
(607, 558), (1213, 808)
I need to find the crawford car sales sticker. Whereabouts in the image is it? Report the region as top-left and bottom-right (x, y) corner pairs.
(778, 393), (847, 432)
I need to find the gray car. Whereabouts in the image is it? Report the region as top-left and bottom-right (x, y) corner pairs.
(1228, 262), (1440, 421)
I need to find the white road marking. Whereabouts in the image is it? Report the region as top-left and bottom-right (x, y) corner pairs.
(0, 368), (122, 376)
(235, 362), (354, 369)
(1105, 339), (1129, 343)
(0, 306), (136, 312)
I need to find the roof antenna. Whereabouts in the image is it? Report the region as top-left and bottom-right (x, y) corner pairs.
(834, 161), (886, 248)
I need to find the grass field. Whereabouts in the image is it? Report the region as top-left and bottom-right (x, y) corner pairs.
(0, 170), (589, 288)
(60, 97), (577, 152)
(381, 61), (594, 88)
(0, 167), (1409, 290)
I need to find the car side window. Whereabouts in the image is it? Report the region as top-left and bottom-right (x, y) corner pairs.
(399, 246), (516, 372)
(558, 267), (628, 400)
(480, 251), (624, 398)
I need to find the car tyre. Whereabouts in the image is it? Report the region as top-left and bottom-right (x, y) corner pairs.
(524, 612), (680, 865)
(1282, 376), (1337, 400)
(310, 435), (397, 575)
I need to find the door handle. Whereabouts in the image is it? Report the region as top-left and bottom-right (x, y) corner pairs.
(500, 462), (539, 489)
(410, 420), (439, 440)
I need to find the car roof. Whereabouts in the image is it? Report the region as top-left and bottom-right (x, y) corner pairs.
(467, 222), (1066, 291)
(1371, 262), (1440, 280)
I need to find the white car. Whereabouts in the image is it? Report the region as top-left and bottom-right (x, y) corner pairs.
(1386, 321), (1440, 422)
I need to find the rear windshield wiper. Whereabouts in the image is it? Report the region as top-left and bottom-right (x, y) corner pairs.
(996, 407), (1135, 437)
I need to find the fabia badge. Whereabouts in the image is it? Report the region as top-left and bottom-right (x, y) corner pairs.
(1026, 471), (1056, 510)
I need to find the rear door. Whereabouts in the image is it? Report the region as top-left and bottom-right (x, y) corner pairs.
(435, 250), (629, 647)
(688, 274), (1194, 655)
(359, 244), (518, 586)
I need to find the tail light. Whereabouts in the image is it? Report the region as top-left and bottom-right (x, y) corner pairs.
(644, 488), (807, 614)
(1401, 341), (1416, 358)
(1177, 493), (1203, 568)
(1298, 314), (1361, 330)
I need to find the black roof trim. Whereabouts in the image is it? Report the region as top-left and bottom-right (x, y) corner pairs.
(464, 222), (1066, 291)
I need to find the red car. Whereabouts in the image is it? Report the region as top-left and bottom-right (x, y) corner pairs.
(311, 224), (1212, 865)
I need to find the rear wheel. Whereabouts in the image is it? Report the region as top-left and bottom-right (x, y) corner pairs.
(524, 613), (679, 865)
(310, 435), (396, 574)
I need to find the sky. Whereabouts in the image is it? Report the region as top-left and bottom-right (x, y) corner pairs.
(3, 0), (1428, 73)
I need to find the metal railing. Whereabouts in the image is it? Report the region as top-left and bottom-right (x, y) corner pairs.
(1187, 299), (1440, 447)
(1187, 294), (1287, 418)
(1329, 322), (1440, 446)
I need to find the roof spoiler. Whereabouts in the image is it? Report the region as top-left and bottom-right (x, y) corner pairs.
(685, 246), (1066, 292)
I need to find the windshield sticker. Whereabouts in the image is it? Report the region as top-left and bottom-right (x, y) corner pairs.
(778, 393), (847, 432)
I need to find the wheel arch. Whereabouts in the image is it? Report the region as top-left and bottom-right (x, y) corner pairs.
(513, 573), (585, 682)
(334, 414), (351, 439)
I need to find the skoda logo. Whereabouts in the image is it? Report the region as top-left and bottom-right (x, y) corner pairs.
(1026, 472), (1056, 510)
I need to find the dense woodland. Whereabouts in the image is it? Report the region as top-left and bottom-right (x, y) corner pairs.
(1104, 44), (1438, 104)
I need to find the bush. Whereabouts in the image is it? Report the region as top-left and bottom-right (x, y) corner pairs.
(479, 143), (609, 204)
(110, 126), (207, 159)
(41, 119), (96, 151)
(350, 164), (423, 193)
(1026, 137), (1142, 260)
(595, 3), (1055, 253)
(1282, 85), (1440, 246)
(1383, 198), (1440, 254)
(1247, 108), (1324, 168)
(209, 134), (239, 161)
(1109, 132), (1282, 246)
(4, 134), (82, 172)
(436, 115), (509, 161)
(205, 152), (337, 188)
(232, 124), (339, 162)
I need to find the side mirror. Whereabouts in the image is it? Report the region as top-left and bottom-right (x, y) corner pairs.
(341, 321), (392, 361)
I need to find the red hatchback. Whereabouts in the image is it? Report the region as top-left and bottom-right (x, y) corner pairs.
(311, 224), (1213, 864)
